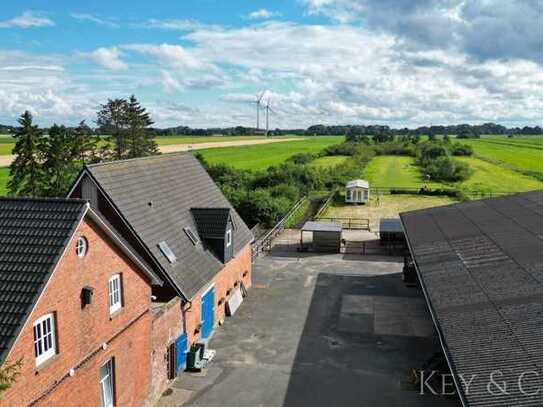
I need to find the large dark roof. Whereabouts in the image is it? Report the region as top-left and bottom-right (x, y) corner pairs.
(85, 153), (253, 299)
(0, 198), (87, 363)
(401, 190), (543, 407)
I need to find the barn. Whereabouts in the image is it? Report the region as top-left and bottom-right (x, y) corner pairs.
(401, 191), (543, 407)
(345, 179), (370, 204)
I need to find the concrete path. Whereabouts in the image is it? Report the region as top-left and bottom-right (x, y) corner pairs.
(0, 138), (301, 167)
(157, 253), (461, 407)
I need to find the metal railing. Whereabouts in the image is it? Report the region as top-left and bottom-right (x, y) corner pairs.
(317, 217), (370, 231)
(251, 196), (308, 260)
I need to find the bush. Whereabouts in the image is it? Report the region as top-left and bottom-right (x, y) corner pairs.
(423, 156), (471, 182)
(450, 143), (473, 156)
(287, 153), (318, 165)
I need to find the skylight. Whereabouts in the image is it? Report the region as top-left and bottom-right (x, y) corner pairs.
(184, 227), (199, 245)
(158, 241), (177, 264)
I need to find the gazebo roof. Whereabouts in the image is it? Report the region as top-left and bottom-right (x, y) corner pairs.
(346, 179), (369, 189)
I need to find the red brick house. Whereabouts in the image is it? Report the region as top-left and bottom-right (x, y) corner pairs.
(68, 153), (254, 401)
(0, 198), (162, 407)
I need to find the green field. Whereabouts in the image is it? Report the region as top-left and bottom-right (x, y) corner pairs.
(463, 137), (543, 176)
(363, 156), (443, 189)
(199, 136), (345, 170)
(0, 135), (303, 156)
(0, 167), (8, 195)
(309, 155), (349, 168)
(456, 157), (543, 193)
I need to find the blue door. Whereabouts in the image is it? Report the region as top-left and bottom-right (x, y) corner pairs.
(175, 333), (188, 374)
(201, 288), (215, 339)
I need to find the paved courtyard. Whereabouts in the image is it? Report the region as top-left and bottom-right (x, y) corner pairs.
(157, 252), (461, 407)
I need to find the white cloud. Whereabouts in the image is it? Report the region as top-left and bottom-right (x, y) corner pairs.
(248, 9), (282, 20)
(0, 11), (54, 28)
(123, 43), (205, 70)
(71, 13), (119, 28)
(141, 18), (218, 31)
(79, 47), (128, 71)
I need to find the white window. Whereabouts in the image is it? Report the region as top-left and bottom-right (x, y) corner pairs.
(76, 236), (88, 258)
(100, 359), (115, 407)
(33, 313), (56, 366)
(226, 229), (232, 247)
(346, 190), (352, 201)
(108, 275), (122, 314)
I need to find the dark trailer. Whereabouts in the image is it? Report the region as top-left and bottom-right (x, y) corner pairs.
(379, 218), (406, 245)
(300, 221), (342, 253)
(400, 191), (543, 407)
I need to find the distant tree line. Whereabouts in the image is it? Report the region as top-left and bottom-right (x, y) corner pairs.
(5, 121), (541, 138)
(8, 95), (158, 197)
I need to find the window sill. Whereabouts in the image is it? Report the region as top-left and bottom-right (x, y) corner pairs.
(35, 353), (59, 374)
(109, 307), (123, 320)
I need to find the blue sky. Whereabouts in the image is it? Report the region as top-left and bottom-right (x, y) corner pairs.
(2, 1), (543, 128)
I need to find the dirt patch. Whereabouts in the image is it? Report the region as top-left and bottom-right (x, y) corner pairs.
(321, 194), (456, 230)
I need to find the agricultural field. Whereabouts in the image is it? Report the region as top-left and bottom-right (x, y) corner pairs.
(309, 155), (349, 168)
(455, 157), (543, 193)
(463, 136), (543, 176)
(0, 167), (8, 195)
(199, 136), (344, 170)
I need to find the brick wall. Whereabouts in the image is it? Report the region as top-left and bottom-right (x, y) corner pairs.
(146, 298), (184, 406)
(2, 218), (153, 407)
(184, 244), (252, 345)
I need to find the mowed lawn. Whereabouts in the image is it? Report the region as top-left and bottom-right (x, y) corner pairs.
(309, 155), (349, 168)
(455, 157), (543, 193)
(363, 156), (444, 189)
(0, 167), (9, 195)
(199, 136), (345, 170)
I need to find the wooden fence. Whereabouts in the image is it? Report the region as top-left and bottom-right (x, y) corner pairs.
(317, 217), (371, 231)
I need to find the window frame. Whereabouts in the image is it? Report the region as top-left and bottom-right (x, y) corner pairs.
(108, 274), (122, 315)
(76, 236), (88, 258)
(99, 358), (115, 407)
(226, 229), (232, 247)
(33, 313), (56, 366)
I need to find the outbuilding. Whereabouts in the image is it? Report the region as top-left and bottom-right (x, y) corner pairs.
(379, 218), (406, 245)
(345, 179), (370, 204)
(300, 221), (342, 253)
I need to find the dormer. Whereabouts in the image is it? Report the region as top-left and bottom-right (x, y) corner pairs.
(191, 208), (234, 263)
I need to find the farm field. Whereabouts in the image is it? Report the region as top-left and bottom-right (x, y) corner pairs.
(455, 157), (543, 193)
(0, 135), (304, 156)
(463, 136), (543, 176)
(199, 136), (345, 170)
(0, 167), (8, 195)
(320, 194), (456, 229)
(363, 156), (444, 189)
(309, 155), (349, 168)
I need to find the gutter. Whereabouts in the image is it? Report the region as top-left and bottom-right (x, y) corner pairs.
(400, 215), (469, 407)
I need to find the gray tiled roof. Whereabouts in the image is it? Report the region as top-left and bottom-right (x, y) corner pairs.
(401, 191), (543, 407)
(0, 198), (87, 363)
(191, 208), (231, 238)
(86, 153), (253, 299)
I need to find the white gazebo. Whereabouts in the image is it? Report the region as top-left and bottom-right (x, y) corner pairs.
(345, 179), (370, 204)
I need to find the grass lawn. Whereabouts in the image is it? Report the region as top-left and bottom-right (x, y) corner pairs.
(199, 136), (345, 170)
(455, 157), (543, 193)
(321, 194), (456, 229)
(363, 156), (444, 189)
(309, 155), (349, 168)
(0, 167), (9, 196)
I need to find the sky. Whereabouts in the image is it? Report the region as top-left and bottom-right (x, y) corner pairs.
(1, 0), (543, 128)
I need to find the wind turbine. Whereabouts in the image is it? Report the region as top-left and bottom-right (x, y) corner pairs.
(252, 92), (265, 132)
(264, 99), (275, 138)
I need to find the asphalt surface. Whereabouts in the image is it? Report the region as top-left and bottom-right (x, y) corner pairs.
(157, 252), (461, 407)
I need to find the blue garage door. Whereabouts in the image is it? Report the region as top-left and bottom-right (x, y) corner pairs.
(175, 333), (188, 374)
(201, 288), (215, 340)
